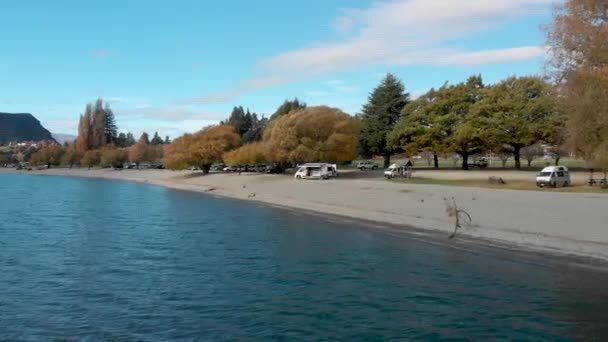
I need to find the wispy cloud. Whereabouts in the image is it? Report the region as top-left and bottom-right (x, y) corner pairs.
(90, 50), (113, 59)
(307, 83), (361, 98)
(116, 105), (226, 122)
(180, 0), (551, 104)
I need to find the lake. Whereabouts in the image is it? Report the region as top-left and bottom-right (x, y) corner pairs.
(1, 173), (607, 341)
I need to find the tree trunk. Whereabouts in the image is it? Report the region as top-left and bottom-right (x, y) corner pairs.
(461, 153), (469, 170)
(383, 154), (390, 168)
(201, 165), (210, 174)
(433, 152), (439, 169)
(555, 156), (561, 166)
(513, 147), (521, 169)
(527, 159), (532, 167)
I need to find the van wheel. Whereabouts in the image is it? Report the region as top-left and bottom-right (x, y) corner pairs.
(296, 175), (302, 180)
(552, 181), (557, 188)
(564, 181), (569, 187)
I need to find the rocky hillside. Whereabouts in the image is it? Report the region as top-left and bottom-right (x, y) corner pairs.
(0, 112), (55, 144)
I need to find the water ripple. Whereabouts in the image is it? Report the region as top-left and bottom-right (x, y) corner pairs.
(1, 174), (608, 341)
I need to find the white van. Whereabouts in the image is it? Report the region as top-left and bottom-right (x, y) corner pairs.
(536, 166), (571, 188)
(384, 163), (412, 179)
(294, 163), (330, 180)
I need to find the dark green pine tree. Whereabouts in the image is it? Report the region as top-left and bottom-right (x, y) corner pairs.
(103, 103), (118, 144)
(270, 98), (306, 120)
(116, 132), (127, 147)
(225, 106), (249, 136)
(125, 132), (136, 146)
(164, 135), (171, 144)
(150, 131), (163, 145)
(359, 73), (409, 168)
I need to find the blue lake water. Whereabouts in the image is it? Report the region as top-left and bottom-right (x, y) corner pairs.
(1, 173), (607, 341)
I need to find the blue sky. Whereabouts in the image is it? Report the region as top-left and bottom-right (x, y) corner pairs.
(0, 0), (555, 138)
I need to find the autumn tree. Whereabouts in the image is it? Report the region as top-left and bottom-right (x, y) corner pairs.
(359, 73), (409, 167)
(263, 106), (359, 164)
(164, 125), (241, 173)
(100, 146), (128, 169)
(61, 145), (83, 168)
(129, 133), (150, 168)
(81, 150), (101, 169)
(547, 0), (608, 166)
(270, 98), (306, 120)
(31, 145), (65, 168)
(75, 98), (118, 151)
(223, 142), (268, 166)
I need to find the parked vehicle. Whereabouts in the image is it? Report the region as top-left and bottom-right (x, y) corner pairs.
(327, 164), (338, 177)
(254, 164), (267, 172)
(294, 163), (331, 180)
(384, 163), (412, 179)
(470, 157), (488, 168)
(266, 164), (284, 174)
(223, 166), (236, 172)
(210, 163), (225, 172)
(357, 161), (378, 170)
(536, 166), (571, 188)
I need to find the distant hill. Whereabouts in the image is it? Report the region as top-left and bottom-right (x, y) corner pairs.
(52, 133), (77, 145)
(0, 112), (55, 144)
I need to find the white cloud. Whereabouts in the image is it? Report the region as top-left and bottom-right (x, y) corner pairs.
(307, 83), (361, 98)
(180, 0), (552, 104)
(116, 105), (225, 121)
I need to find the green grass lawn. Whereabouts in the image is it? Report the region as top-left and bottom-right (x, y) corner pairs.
(390, 177), (607, 193)
(351, 157), (588, 170)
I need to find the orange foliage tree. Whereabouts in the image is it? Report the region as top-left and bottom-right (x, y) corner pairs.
(263, 106), (359, 164)
(223, 142), (268, 166)
(164, 125), (240, 173)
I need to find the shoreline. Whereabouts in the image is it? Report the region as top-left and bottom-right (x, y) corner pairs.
(3, 167), (608, 265)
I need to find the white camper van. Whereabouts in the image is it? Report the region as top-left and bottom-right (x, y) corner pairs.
(294, 163), (331, 180)
(384, 163), (412, 179)
(536, 166), (571, 188)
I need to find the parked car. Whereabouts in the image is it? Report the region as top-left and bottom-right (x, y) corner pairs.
(254, 164), (267, 172)
(470, 157), (488, 168)
(223, 166), (236, 172)
(210, 163), (225, 172)
(536, 166), (571, 188)
(266, 164), (284, 174)
(357, 161), (378, 170)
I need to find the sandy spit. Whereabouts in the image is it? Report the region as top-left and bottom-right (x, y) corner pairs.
(3, 167), (608, 263)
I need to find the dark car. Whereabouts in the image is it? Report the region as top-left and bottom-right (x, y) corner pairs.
(266, 165), (284, 174)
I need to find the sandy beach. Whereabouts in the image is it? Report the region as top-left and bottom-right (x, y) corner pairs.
(3, 167), (608, 262)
